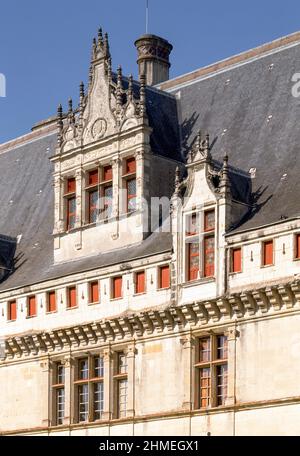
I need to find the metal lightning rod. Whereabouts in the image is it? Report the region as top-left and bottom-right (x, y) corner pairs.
(146, 0), (149, 34)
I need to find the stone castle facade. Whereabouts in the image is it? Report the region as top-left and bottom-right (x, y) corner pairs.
(1, 28), (300, 436)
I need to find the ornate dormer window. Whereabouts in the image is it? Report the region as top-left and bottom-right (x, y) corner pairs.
(185, 209), (215, 281)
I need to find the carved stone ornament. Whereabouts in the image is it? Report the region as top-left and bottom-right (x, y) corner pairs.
(91, 118), (107, 139)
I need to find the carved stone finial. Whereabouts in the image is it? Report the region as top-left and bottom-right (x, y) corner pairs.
(104, 32), (110, 57)
(68, 97), (73, 114)
(116, 66), (123, 109)
(89, 64), (93, 86)
(128, 74), (133, 101)
(220, 153), (231, 195)
(57, 103), (63, 147)
(98, 27), (103, 47)
(79, 81), (85, 100)
(139, 74), (146, 117)
(92, 37), (97, 60)
(107, 57), (112, 81)
(175, 166), (181, 193)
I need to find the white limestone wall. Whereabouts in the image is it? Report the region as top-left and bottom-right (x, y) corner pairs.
(229, 225), (300, 291)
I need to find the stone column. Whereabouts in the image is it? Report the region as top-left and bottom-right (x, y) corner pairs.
(225, 326), (239, 406)
(181, 334), (195, 411)
(63, 355), (74, 425)
(125, 343), (137, 418)
(111, 158), (120, 219)
(103, 347), (113, 420)
(135, 149), (145, 233)
(40, 357), (51, 427)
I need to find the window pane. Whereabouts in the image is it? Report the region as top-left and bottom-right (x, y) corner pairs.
(188, 242), (199, 281)
(57, 363), (65, 384)
(199, 337), (211, 362)
(67, 197), (76, 230)
(118, 379), (128, 418)
(127, 178), (136, 212)
(78, 384), (89, 422)
(66, 177), (76, 194)
(78, 359), (89, 380)
(217, 335), (228, 360)
(199, 367), (211, 408)
(118, 353), (128, 374)
(103, 165), (112, 182)
(56, 388), (65, 425)
(186, 213), (198, 236)
(204, 210), (215, 231)
(103, 185), (113, 218)
(88, 169), (99, 186)
(94, 356), (104, 378)
(93, 382), (104, 420)
(89, 190), (99, 223)
(217, 364), (228, 406)
(135, 271), (145, 294)
(125, 157), (136, 174)
(204, 235), (215, 277)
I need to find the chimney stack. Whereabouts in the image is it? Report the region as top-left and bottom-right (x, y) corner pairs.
(134, 34), (173, 86)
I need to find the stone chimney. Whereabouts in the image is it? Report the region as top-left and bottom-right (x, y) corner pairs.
(134, 34), (173, 86)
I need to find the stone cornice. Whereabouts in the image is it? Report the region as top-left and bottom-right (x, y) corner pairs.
(2, 279), (300, 360)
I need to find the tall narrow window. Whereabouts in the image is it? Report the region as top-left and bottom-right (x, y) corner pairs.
(74, 355), (104, 423)
(123, 157), (136, 213)
(195, 334), (228, 409)
(7, 300), (17, 321)
(112, 276), (123, 299)
(28, 295), (36, 317)
(295, 234), (300, 259)
(159, 265), (170, 289)
(185, 209), (215, 281)
(52, 362), (65, 425)
(67, 286), (77, 309)
(100, 165), (113, 220)
(231, 248), (242, 273)
(47, 291), (57, 313)
(86, 169), (99, 224)
(114, 352), (128, 419)
(65, 177), (76, 231)
(89, 281), (99, 304)
(135, 270), (145, 294)
(263, 240), (274, 266)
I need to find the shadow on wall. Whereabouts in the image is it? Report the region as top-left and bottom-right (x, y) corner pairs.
(0, 235), (17, 283)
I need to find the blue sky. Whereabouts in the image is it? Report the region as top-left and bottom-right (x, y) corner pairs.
(0, 0), (300, 143)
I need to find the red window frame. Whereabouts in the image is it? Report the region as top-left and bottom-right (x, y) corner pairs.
(188, 242), (200, 281)
(88, 169), (99, 186)
(124, 157), (136, 175)
(112, 277), (122, 299)
(204, 235), (215, 278)
(231, 248), (242, 273)
(263, 240), (274, 266)
(68, 286), (77, 308)
(159, 265), (170, 289)
(204, 210), (215, 232)
(102, 165), (112, 182)
(89, 281), (99, 304)
(135, 271), (145, 294)
(28, 295), (36, 317)
(47, 291), (57, 313)
(8, 300), (17, 321)
(296, 234), (300, 259)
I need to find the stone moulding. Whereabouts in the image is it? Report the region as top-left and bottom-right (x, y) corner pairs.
(2, 279), (300, 360)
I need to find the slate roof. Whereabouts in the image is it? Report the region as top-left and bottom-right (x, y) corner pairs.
(167, 34), (300, 232)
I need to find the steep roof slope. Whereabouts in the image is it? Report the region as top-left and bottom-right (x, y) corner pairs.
(166, 34), (300, 232)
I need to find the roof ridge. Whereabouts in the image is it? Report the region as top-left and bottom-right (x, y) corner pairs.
(158, 30), (300, 91)
(0, 124), (57, 155)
